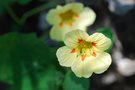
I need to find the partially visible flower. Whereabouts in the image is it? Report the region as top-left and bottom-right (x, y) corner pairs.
(56, 30), (112, 78)
(46, 3), (96, 41)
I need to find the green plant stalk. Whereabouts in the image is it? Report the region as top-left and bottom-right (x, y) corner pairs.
(5, 1), (58, 26)
(65, 0), (75, 3)
(5, 5), (21, 25)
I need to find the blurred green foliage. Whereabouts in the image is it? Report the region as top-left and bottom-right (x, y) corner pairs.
(22, 66), (64, 90)
(63, 71), (89, 90)
(0, 0), (15, 5)
(0, 0), (31, 14)
(0, 32), (54, 90)
(0, 0), (31, 5)
(0, 6), (5, 14)
(17, 0), (31, 5)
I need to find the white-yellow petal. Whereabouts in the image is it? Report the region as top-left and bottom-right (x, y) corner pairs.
(75, 7), (96, 27)
(50, 25), (86, 41)
(64, 30), (89, 47)
(71, 52), (111, 78)
(56, 5), (63, 9)
(88, 52), (112, 74)
(71, 57), (93, 78)
(46, 7), (62, 25)
(65, 3), (84, 13)
(88, 33), (111, 52)
(56, 46), (77, 67)
(50, 25), (66, 41)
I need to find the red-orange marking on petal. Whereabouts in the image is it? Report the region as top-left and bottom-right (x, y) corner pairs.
(92, 42), (97, 46)
(69, 22), (73, 26)
(81, 55), (86, 61)
(59, 22), (64, 26)
(75, 14), (80, 18)
(91, 52), (96, 57)
(78, 39), (83, 43)
(71, 48), (76, 53)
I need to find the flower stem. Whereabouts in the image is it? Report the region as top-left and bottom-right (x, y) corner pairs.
(5, 5), (21, 25)
(65, 0), (75, 3)
(5, 1), (58, 26)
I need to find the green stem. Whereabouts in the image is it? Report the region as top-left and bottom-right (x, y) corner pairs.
(65, 0), (75, 3)
(21, 1), (57, 24)
(5, 1), (58, 26)
(5, 5), (21, 25)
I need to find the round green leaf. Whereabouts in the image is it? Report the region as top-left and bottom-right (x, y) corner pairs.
(63, 71), (89, 90)
(0, 32), (51, 84)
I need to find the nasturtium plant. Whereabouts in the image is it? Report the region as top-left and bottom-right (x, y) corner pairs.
(17, 0), (31, 5)
(21, 66), (64, 90)
(22, 74), (32, 90)
(0, 32), (52, 89)
(0, 0), (15, 5)
(0, 0), (115, 90)
(0, 59), (13, 84)
(18, 0), (31, 5)
(0, 0), (31, 6)
(38, 66), (64, 90)
(46, 2), (96, 41)
(96, 27), (113, 41)
(56, 30), (112, 78)
(0, 6), (5, 14)
(63, 71), (89, 90)
(96, 27), (114, 52)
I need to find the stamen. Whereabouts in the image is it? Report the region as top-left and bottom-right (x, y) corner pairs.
(78, 39), (83, 43)
(71, 48), (76, 53)
(75, 14), (80, 18)
(92, 42), (97, 46)
(69, 22), (73, 26)
(59, 9), (77, 26)
(77, 39), (97, 58)
(91, 52), (96, 57)
(81, 55), (86, 61)
(59, 22), (64, 26)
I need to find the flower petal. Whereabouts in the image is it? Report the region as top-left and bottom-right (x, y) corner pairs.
(50, 25), (86, 41)
(64, 30), (89, 48)
(88, 52), (112, 74)
(56, 46), (77, 67)
(50, 25), (66, 41)
(65, 3), (84, 13)
(75, 7), (96, 27)
(88, 33), (112, 52)
(46, 6), (63, 25)
(71, 57), (93, 78)
(71, 52), (111, 78)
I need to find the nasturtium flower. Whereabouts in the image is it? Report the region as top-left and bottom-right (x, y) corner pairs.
(46, 3), (96, 41)
(56, 30), (112, 78)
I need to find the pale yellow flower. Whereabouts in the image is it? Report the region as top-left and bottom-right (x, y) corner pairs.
(46, 3), (96, 41)
(56, 30), (112, 78)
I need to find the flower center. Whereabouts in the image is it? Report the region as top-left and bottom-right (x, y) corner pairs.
(59, 9), (79, 26)
(71, 39), (97, 61)
(78, 39), (92, 49)
(77, 39), (93, 55)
